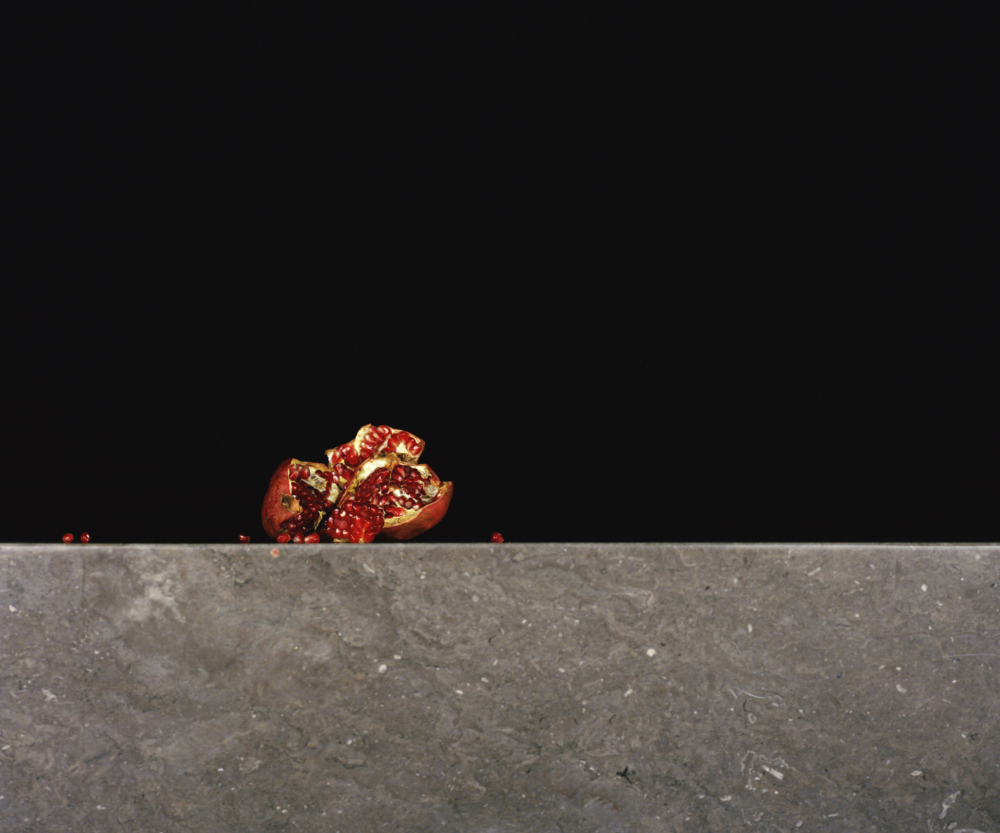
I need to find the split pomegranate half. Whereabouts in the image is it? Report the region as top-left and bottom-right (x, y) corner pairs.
(337, 453), (454, 541)
(261, 458), (341, 542)
(261, 424), (452, 543)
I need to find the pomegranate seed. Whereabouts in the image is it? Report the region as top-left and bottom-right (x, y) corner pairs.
(276, 533), (291, 543)
(80, 533), (91, 543)
(323, 500), (384, 543)
(492, 532), (504, 543)
(238, 534), (251, 543)
(305, 532), (321, 544)
(62, 533), (74, 544)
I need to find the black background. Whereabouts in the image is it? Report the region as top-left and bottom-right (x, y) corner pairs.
(4, 14), (996, 544)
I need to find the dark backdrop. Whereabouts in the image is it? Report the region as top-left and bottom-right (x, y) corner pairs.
(4, 17), (995, 544)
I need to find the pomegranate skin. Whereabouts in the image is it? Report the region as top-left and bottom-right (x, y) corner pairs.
(261, 458), (301, 539)
(379, 480), (454, 541)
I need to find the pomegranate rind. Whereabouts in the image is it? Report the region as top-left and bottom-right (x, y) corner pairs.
(379, 480), (453, 540)
(262, 458), (296, 539)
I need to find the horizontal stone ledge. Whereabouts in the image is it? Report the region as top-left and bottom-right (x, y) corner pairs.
(2, 543), (999, 832)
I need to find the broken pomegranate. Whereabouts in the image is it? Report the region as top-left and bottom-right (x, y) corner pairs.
(261, 458), (341, 540)
(337, 452), (453, 541)
(326, 424), (425, 469)
(262, 424), (452, 543)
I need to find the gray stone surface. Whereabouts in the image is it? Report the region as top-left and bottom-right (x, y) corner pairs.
(2, 543), (1000, 831)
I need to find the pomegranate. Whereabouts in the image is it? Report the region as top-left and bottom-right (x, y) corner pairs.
(262, 424), (452, 543)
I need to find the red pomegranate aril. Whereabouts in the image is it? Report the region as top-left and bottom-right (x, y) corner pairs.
(382, 430), (424, 461)
(324, 499), (385, 543)
(305, 532), (321, 544)
(238, 534), (251, 543)
(316, 469), (336, 497)
(353, 464), (428, 513)
(329, 463), (354, 489)
(359, 425), (391, 460)
(280, 473), (333, 538)
(492, 532), (504, 543)
(276, 533), (291, 543)
(80, 532), (91, 543)
(62, 533), (74, 543)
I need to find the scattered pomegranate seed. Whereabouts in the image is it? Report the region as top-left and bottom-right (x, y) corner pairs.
(80, 533), (91, 543)
(238, 534), (251, 543)
(62, 533), (74, 544)
(276, 533), (291, 544)
(492, 532), (504, 543)
(304, 532), (321, 544)
(270, 548), (281, 558)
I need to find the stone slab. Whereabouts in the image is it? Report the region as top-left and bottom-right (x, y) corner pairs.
(2, 543), (1000, 832)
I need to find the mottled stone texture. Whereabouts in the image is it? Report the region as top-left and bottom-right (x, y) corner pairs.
(2, 544), (1000, 831)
